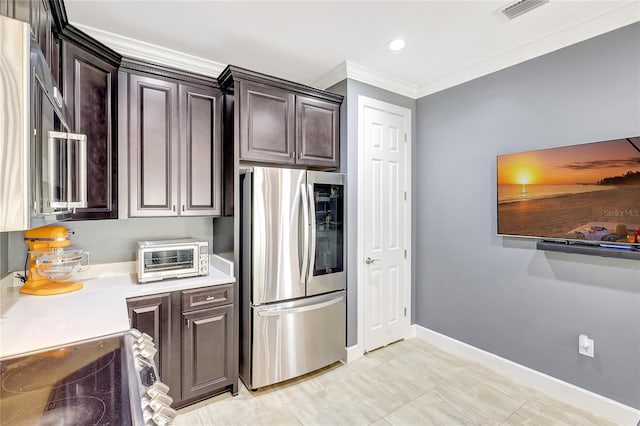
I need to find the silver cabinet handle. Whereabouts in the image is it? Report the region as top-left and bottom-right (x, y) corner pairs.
(365, 257), (381, 264)
(205, 296), (216, 301)
(47, 131), (88, 210)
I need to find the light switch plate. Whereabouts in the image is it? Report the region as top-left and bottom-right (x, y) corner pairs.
(578, 334), (594, 358)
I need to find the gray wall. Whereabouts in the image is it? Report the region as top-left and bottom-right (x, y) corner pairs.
(212, 216), (234, 253)
(415, 23), (640, 408)
(0, 232), (7, 276)
(5, 217), (215, 271)
(328, 78), (416, 347)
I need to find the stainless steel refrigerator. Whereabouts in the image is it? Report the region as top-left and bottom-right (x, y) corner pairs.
(240, 166), (346, 390)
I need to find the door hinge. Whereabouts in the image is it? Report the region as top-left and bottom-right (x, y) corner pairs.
(404, 191), (407, 201)
(404, 307), (407, 317)
(404, 249), (407, 258)
(404, 133), (407, 142)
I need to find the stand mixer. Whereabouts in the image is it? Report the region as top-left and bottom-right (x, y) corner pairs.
(22, 225), (90, 295)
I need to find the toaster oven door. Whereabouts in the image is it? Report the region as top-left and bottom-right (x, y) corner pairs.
(138, 246), (199, 282)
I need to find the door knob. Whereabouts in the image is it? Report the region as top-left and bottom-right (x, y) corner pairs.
(365, 257), (380, 264)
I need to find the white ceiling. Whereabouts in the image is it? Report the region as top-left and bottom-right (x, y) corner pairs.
(65, 1), (640, 98)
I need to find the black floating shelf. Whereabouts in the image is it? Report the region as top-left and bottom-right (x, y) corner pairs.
(536, 240), (640, 260)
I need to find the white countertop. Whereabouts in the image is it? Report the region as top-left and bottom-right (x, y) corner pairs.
(0, 255), (234, 358)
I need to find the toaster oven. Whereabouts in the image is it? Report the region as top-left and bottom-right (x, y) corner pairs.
(136, 239), (209, 283)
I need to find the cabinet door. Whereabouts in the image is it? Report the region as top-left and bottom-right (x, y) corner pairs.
(295, 95), (340, 168)
(182, 304), (233, 400)
(179, 84), (222, 216)
(62, 41), (118, 219)
(128, 74), (179, 216)
(127, 293), (180, 402)
(239, 81), (295, 164)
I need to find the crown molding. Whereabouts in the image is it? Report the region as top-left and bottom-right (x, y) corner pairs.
(312, 62), (348, 91)
(313, 61), (419, 99)
(71, 23), (226, 79)
(74, 0), (639, 100)
(345, 61), (419, 99)
(416, 1), (640, 98)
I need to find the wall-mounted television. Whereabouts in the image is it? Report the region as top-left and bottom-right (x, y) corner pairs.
(497, 136), (640, 247)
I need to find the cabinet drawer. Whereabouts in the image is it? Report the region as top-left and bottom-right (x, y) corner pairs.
(182, 284), (233, 311)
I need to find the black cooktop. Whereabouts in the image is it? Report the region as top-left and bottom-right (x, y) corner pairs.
(0, 335), (132, 425)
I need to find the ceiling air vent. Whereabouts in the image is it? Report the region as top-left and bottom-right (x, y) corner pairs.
(500, 0), (549, 20)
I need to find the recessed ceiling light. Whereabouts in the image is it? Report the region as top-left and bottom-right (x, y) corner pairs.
(387, 39), (406, 51)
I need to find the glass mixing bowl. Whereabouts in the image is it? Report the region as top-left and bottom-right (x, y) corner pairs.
(33, 248), (90, 282)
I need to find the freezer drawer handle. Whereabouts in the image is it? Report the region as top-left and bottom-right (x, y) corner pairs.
(257, 296), (343, 317)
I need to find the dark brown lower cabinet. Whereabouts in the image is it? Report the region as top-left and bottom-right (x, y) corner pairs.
(182, 305), (233, 400)
(126, 283), (235, 408)
(126, 292), (181, 402)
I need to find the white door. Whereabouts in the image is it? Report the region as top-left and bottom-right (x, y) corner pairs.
(359, 96), (411, 352)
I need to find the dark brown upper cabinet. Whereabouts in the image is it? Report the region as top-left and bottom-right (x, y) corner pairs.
(122, 63), (222, 218)
(239, 82), (295, 165)
(179, 84), (223, 216)
(62, 40), (118, 219)
(295, 95), (340, 168)
(127, 73), (180, 217)
(220, 66), (342, 170)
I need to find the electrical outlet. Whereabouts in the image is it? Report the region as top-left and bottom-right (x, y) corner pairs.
(578, 334), (594, 358)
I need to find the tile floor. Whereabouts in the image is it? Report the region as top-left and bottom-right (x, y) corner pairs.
(174, 338), (617, 426)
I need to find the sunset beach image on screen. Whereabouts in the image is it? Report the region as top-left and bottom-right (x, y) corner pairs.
(497, 137), (640, 244)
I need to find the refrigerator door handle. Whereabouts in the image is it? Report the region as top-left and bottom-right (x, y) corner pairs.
(256, 295), (343, 317)
(300, 183), (309, 285)
(307, 183), (316, 283)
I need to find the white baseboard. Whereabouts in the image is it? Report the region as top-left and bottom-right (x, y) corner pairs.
(413, 325), (640, 426)
(345, 345), (363, 363)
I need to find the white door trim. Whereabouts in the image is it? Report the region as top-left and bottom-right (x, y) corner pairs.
(356, 95), (412, 356)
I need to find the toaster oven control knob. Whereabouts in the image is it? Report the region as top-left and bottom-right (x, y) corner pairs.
(151, 405), (178, 425)
(147, 381), (170, 399)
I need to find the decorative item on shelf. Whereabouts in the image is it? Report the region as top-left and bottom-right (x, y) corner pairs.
(614, 224), (627, 236)
(21, 225), (90, 295)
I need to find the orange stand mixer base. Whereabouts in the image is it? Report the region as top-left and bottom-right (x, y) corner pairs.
(19, 280), (83, 295)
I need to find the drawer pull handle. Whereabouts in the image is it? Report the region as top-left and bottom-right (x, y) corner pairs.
(205, 296), (216, 301)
